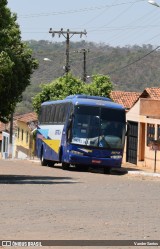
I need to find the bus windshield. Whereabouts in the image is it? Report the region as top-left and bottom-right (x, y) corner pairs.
(71, 105), (126, 149)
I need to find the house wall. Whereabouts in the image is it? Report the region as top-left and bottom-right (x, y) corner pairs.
(140, 99), (160, 117)
(123, 99), (160, 172)
(15, 121), (35, 159)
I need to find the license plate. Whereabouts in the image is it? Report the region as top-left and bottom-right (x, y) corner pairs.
(92, 160), (101, 164)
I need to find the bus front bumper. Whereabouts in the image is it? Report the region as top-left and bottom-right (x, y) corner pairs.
(69, 154), (122, 168)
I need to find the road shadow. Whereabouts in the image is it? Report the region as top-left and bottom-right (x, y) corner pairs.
(110, 168), (128, 175)
(48, 163), (139, 176)
(89, 167), (128, 175)
(62, 165), (129, 175)
(0, 175), (77, 185)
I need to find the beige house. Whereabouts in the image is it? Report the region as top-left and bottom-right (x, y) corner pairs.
(122, 88), (160, 172)
(15, 112), (38, 159)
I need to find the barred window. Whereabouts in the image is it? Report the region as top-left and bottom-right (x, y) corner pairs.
(26, 131), (29, 144)
(21, 129), (24, 141)
(157, 125), (160, 140)
(147, 124), (155, 146)
(17, 128), (20, 139)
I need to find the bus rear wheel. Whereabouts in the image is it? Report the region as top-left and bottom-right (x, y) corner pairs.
(41, 153), (47, 166)
(47, 160), (55, 167)
(62, 162), (70, 170)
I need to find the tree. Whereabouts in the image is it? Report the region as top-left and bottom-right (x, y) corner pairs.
(0, 0), (38, 122)
(32, 73), (85, 113)
(32, 73), (113, 114)
(86, 74), (113, 97)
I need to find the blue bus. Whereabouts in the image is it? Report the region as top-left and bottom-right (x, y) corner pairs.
(36, 95), (126, 172)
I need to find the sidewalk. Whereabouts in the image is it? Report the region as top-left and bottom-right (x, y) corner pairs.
(121, 162), (160, 178)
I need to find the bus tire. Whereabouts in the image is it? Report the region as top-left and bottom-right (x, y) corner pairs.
(41, 150), (47, 166)
(104, 167), (111, 174)
(48, 160), (55, 167)
(62, 162), (70, 170)
(76, 164), (89, 172)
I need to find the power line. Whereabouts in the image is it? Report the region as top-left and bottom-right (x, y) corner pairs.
(88, 24), (160, 32)
(18, 0), (146, 18)
(80, 0), (119, 27)
(85, 1), (135, 31)
(102, 8), (158, 45)
(82, 6), (157, 46)
(107, 46), (160, 75)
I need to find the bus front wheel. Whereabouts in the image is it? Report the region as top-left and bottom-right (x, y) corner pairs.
(104, 167), (111, 174)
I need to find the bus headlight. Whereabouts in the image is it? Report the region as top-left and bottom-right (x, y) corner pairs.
(70, 150), (84, 156)
(110, 155), (122, 159)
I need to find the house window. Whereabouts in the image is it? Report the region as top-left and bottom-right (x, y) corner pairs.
(147, 124), (155, 146)
(21, 129), (24, 141)
(17, 128), (20, 139)
(26, 131), (29, 144)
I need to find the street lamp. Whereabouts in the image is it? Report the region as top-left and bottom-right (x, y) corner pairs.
(43, 58), (66, 74)
(43, 58), (53, 61)
(148, 0), (160, 7)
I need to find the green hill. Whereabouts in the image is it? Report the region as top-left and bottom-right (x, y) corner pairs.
(16, 40), (160, 113)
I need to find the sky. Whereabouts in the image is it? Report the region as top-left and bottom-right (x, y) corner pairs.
(6, 0), (160, 47)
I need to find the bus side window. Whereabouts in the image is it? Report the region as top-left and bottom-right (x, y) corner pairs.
(62, 105), (66, 123)
(50, 105), (55, 123)
(54, 105), (59, 123)
(46, 105), (51, 123)
(40, 106), (47, 124)
(38, 109), (42, 124)
(62, 104), (69, 123)
(58, 104), (64, 124)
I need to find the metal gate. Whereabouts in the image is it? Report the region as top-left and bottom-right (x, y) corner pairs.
(126, 121), (138, 164)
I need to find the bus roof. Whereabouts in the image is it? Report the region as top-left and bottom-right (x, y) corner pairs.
(42, 95), (124, 110)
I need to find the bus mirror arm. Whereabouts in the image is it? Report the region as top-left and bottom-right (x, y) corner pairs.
(125, 122), (129, 136)
(67, 118), (72, 130)
(66, 117), (73, 142)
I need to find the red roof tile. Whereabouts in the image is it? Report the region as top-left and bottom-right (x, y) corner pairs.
(140, 87), (160, 99)
(110, 91), (140, 109)
(17, 112), (37, 123)
(0, 122), (9, 132)
(0, 113), (37, 133)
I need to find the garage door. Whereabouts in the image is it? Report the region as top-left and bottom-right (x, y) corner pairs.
(126, 121), (138, 165)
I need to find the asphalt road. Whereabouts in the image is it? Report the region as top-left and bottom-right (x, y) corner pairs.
(0, 159), (159, 249)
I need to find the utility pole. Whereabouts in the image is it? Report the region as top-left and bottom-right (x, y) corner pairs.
(9, 112), (13, 158)
(49, 28), (87, 74)
(76, 49), (90, 82)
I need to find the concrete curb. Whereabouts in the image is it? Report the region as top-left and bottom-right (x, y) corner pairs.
(127, 170), (160, 178)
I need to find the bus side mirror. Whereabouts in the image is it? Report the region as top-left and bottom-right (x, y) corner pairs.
(67, 118), (72, 131)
